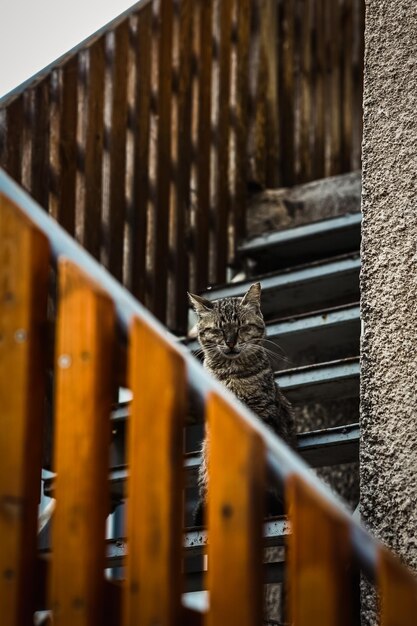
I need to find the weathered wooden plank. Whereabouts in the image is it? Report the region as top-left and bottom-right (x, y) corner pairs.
(124, 319), (185, 626)
(76, 39), (105, 259)
(168, 0), (193, 333)
(29, 80), (50, 209)
(207, 392), (265, 626)
(192, 0), (212, 293)
(0, 96), (23, 184)
(325, 0), (341, 176)
(341, 0), (353, 172)
(212, 0), (233, 284)
(49, 260), (115, 626)
(379, 549), (417, 626)
(0, 194), (49, 626)
(231, 0), (251, 243)
(281, 0), (295, 185)
(129, 5), (152, 302)
(49, 58), (78, 236)
(147, 0), (174, 323)
(351, 0), (364, 171)
(311, 0), (325, 179)
(105, 20), (129, 283)
(286, 474), (354, 626)
(299, 0), (312, 181)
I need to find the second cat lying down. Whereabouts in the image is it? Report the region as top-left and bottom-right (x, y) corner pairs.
(188, 282), (296, 523)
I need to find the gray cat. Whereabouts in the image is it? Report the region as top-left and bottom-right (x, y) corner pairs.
(188, 282), (296, 523)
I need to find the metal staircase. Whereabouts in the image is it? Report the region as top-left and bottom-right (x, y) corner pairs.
(40, 205), (362, 600)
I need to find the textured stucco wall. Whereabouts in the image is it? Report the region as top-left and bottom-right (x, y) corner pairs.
(360, 0), (417, 622)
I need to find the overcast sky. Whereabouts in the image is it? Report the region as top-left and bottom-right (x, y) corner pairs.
(0, 0), (138, 97)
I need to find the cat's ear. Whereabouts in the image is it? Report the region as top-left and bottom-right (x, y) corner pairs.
(188, 292), (215, 315)
(241, 282), (261, 307)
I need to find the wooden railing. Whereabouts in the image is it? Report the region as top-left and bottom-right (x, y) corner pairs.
(0, 0), (364, 335)
(2, 169), (417, 626)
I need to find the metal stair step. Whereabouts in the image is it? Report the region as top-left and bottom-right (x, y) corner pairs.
(201, 253), (360, 318)
(186, 303), (360, 370)
(238, 212), (361, 273)
(278, 357), (360, 403)
(44, 423), (359, 504)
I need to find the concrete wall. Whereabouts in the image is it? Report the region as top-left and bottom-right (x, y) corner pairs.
(360, 0), (417, 622)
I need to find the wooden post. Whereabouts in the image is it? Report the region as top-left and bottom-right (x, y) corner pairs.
(0, 194), (49, 625)
(206, 392), (265, 626)
(286, 474), (354, 626)
(124, 320), (186, 626)
(379, 548), (417, 626)
(49, 260), (115, 626)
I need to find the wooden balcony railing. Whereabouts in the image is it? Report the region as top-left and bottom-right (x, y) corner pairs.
(2, 167), (417, 625)
(0, 0), (364, 335)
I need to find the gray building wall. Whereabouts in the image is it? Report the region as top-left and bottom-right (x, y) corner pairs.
(361, 0), (417, 621)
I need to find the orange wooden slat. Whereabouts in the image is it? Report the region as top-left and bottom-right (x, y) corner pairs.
(379, 548), (417, 626)
(286, 473), (354, 626)
(206, 392), (265, 626)
(124, 319), (186, 626)
(106, 20), (129, 282)
(0, 194), (49, 626)
(49, 259), (115, 626)
(129, 4), (152, 303)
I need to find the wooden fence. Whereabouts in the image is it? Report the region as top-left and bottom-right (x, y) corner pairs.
(0, 0), (364, 335)
(2, 170), (417, 625)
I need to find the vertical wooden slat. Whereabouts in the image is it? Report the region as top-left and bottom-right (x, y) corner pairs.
(168, 0), (193, 333)
(49, 260), (114, 626)
(105, 21), (129, 282)
(325, 0), (341, 176)
(192, 0), (213, 293)
(281, 0), (295, 185)
(299, 0), (313, 182)
(207, 393), (265, 626)
(231, 0), (251, 243)
(247, 0), (266, 188)
(148, 0), (174, 323)
(49, 58), (78, 236)
(0, 96), (24, 184)
(352, 0), (364, 171)
(124, 320), (185, 626)
(341, 0), (353, 172)
(130, 4), (152, 303)
(286, 474), (354, 626)
(0, 194), (49, 626)
(30, 80), (51, 209)
(379, 549), (417, 626)
(212, 0), (233, 285)
(312, 0), (325, 179)
(76, 39), (105, 259)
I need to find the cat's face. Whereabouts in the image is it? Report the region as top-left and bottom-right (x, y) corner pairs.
(188, 283), (265, 360)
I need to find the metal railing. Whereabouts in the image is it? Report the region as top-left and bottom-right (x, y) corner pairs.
(2, 167), (417, 625)
(0, 0), (364, 336)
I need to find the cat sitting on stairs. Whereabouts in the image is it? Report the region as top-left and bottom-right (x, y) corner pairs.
(188, 282), (296, 525)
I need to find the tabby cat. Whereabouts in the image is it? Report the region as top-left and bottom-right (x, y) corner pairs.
(188, 282), (296, 523)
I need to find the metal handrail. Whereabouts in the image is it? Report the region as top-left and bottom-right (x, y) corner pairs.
(0, 166), (377, 580)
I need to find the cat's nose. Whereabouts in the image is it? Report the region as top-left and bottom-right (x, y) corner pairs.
(226, 337), (237, 349)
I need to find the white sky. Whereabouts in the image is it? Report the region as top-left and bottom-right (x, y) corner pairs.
(0, 1), (139, 98)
